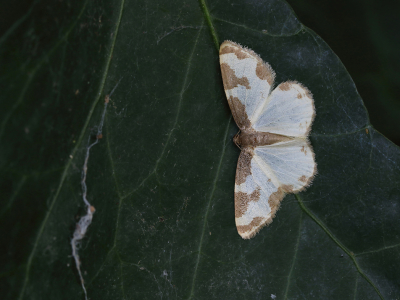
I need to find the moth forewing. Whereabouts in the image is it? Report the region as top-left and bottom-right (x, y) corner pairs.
(219, 40), (275, 130)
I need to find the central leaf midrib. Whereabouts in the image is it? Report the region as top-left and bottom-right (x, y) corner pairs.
(188, 2), (223, 299)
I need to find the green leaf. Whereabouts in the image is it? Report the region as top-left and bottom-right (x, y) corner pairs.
(1, 0), (399, 299)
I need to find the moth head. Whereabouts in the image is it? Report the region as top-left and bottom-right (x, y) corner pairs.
(233, 132), (241, 148)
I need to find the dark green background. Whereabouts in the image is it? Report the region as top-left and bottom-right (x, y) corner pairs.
(1, 0), (399, 299)
(286, 0), (400, 145)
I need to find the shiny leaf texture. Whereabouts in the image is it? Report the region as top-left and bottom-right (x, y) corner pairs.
(1, 0), (399, 299)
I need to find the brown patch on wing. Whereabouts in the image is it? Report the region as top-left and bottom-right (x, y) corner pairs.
(281, 184), (294, 193)
(299, 175), (307, 183)
(220, 63), (251, 90)
(235, 188), (261, 218)
(300, 145), (307, 155)
(220, 45), (249, 60)
(237, 217), (264, 235)
(235, 147), (254, 185)
(297, 93), (302, 99)
(256, 62), (274, 85)
(228, 96), (252, 129)
(268, 188), (285, 213)
(278, 82), (291, 91)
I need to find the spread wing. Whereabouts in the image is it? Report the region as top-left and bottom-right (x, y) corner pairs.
(235, 139), (316, 239)
(219, 40), (275, 130)
(235, 147), (284, 239)
(219, 41), (315, 138)
(253, 81), (315, 138)
(254, 139), (316, 192)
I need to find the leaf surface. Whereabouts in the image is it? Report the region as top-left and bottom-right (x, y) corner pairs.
(1, 0), (399, 299)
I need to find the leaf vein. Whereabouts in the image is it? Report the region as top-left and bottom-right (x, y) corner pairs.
(188, 116), (232, 300)
(0, 0), (89, 142)
(296, 194), (385, 300)
(283, 212), (303, 300)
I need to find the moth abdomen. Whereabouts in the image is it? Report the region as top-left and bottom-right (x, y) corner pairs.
(237, 131), (292, 147)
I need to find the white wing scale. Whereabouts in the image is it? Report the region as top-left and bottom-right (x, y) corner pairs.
(253, 81), (315, 137)
(255, 139), (316, 192)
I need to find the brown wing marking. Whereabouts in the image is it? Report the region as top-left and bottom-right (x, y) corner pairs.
(220, 63), (251, 90)
(235, 147), (254, 185)
(227, 96), (253, 130)
(235, 188), (261, 218)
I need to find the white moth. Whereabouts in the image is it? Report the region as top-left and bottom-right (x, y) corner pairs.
(219, 40), (317, 239)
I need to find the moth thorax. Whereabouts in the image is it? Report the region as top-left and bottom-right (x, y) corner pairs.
(236, 131), (292, 146)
